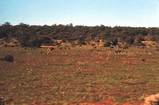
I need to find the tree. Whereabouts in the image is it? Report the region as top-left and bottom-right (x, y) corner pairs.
(29, 38), (42, 48)
(0, 22), (12, 38)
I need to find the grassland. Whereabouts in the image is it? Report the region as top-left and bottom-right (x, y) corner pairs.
(0, 46), (159, 105)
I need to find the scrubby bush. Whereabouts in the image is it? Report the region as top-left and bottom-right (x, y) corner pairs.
(4, 54), (14, 62)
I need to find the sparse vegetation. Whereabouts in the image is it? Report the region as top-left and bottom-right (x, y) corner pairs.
(0, 46), (159, 105)
(0, 22), (159, 104)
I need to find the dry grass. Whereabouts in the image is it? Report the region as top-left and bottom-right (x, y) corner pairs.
(0, 46), (159, 105)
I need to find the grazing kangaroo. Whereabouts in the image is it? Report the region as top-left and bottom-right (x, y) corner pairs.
(114, 45), (123, 54)
(109, 42), (123, 54)
(115, 49), (122, 54)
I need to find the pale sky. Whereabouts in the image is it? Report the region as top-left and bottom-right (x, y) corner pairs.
(0, 0), (159, 27)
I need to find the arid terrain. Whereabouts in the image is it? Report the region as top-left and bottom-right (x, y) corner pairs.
(0, 46), (159, 105)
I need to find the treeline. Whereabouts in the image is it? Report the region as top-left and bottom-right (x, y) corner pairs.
(0, 22), (159, 47)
